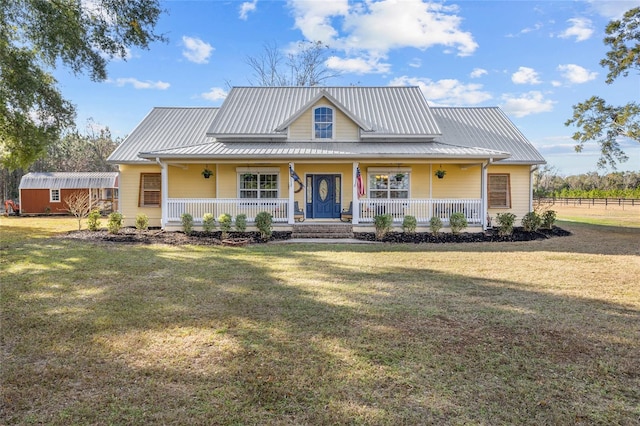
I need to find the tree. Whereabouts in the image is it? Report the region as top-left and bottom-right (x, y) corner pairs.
(64, 191), (93, 231)
(0, 0), (165, 170)
(245, 40), (340, 87)
(565, 7), (640, 168)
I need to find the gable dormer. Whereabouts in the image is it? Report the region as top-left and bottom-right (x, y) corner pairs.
(276, 91), (371, 142)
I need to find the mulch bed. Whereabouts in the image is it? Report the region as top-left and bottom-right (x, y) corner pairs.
(61, 226), (570, 245)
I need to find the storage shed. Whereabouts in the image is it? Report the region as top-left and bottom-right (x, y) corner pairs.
(19, 172), (119, 215)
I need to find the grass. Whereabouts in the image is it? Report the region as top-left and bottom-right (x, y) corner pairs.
(549, 203), (640, 228)
(1, 215), (640, 425)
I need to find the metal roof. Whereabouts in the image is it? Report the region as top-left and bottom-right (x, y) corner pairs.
(19, 172), (118, 189)
(431, 107), (546, 164)
(107, 107), (219, 163)
(140, 140), (509, 160)
(207, 86), (442, 139)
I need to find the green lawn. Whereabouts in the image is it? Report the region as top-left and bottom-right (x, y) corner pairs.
(1, 217), (639, 425)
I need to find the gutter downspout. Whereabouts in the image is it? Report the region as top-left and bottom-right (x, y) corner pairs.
(156, 158), (168, 229)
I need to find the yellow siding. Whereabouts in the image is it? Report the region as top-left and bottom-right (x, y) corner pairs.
(118, 164), (162, 227)
(487, 165), (532, 220)
(289, 99), (360, 141)
(430, 164), (483, 199)
(167, 165), (215, 198)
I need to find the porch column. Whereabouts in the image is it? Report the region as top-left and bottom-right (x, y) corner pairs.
(288, 162), (295, 225)
(352, 162), (359, 224)
(158, 158), (168, 228)
(481, 160), (489, 230)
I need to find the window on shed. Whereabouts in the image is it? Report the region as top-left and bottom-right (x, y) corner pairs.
(139, 173), (161, 207)
(50, 189), (60, 202)
(314, 107), (333, 139)
(488, 174), (511, 208)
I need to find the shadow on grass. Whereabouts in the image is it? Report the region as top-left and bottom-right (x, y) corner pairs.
(2, 237), (639, 424)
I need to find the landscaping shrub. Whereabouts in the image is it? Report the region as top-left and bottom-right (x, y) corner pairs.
(235, 213), (247, 232)
(107, 212), (123, 234)
(181, 213), (194, 236)
(521, 211), (542, 232)
(202, 213), (216, 233)
(429, 216), (443, 235)
(402, 215), (417, 234)
(135, 213), (149, 231)
(449, 212), (467, 235)
(541, 210), (557, 229)
(496, 212), (517, 236)
(218, 213), (232, 239)
(374, 214), (393, 240)
(87, 209), (101, 231)
(255, 211), (273, 240)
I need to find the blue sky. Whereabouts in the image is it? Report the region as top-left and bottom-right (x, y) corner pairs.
(56, 0), (640, 175)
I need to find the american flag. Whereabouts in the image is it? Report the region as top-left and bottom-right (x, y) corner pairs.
(356, 167), (365, 198)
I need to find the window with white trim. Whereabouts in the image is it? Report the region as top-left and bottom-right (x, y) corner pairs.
(314, 106), (333, 139)
(488, 174), (511, 208)
(239, 172), (279, 199)
(368, 172), (409, 199)
(50, 189), (60, 202)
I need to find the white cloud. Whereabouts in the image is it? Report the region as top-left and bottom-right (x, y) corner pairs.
(239, 0), (258, 20)
(557, 64), (598, 84)
(390, 76), (492, 106)
(182, 36), (214, 64)
(500, 91), (555, 117)
(409, 58), (422, 68)
(512, 66), (541, 85)
(559, 17), (593, 42)
(113, 78), (170, 90)
(326, 55), (391, 74)
(201, 87), (227, 102)
(288, 0), (478, 66)
(586, 0), (640, 19)
(470, 68), (487, 78)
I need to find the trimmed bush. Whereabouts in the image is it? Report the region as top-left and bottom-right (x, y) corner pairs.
(255, 211), (273, 240)
(541, 210), (557, 229)
(521, 211), (542, 232)
(429, 216), (443, 235)
(402, 215), (417, 234)
(107, 212), (123, 234)
(496, 212), (517, 236)
(87, 209), (101, 231)
(449, 212), (467, 235)
(235, 213), (247, 232)
(181, 213), (194, 236)
(202, 213), (216, 233)
(135, 213), (149, 231)
(218, 213), (232, 239)
(374, 214), (393, 240)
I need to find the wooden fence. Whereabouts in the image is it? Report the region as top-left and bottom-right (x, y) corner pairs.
(535, 197), (640, 208)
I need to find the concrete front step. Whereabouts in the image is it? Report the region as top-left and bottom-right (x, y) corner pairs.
(292, 223), (353, 239)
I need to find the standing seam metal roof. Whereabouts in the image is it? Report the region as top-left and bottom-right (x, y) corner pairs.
(207, 86), (442, 137)
(19, 172), (118, 189)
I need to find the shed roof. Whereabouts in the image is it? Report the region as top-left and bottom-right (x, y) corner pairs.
(19, 172), (119, 189)
(107, 107), (219, 163)
(207, 86), (442, 139)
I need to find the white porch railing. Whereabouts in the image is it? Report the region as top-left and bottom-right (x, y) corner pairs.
(166, 198), (482, 225)
(358, 198), (482, 225)
(167, 198), (289, 223)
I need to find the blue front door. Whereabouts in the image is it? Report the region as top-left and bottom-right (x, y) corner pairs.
(311, 174), (340, 219)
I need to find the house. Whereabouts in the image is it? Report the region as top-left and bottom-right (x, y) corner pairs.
(107, 86), (545, 232)
(19, 172), (119, 215)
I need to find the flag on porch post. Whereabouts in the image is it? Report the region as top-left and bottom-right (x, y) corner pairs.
(356, 166), (365, 198)
(289, 165), (304, 193)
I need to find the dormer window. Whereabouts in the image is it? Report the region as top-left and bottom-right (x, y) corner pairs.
(314, 106), (333, 139)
